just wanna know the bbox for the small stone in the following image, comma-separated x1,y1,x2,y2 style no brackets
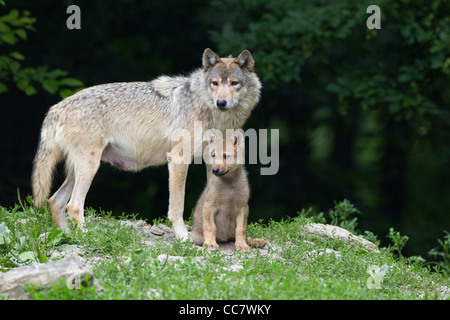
223,263,244,272
134,220,149,229
306,248,342,260
150,225,165,236
157,224,173,233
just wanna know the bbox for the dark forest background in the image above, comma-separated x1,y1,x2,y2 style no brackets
0,0,449,259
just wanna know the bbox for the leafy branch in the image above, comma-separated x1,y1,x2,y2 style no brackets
0,7,83,98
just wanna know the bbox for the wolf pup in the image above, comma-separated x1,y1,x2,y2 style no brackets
32,48,261,240
192,130,266,251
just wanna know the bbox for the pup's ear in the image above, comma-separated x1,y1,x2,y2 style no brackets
202,48,220,71
204,128,222,145
209,134,215,145
232,129,245,147
234,50,254,73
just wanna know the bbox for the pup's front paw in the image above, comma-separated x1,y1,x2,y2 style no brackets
235,241,250,252
203,241,219,250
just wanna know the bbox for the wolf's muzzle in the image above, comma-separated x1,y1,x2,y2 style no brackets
216,99,228,110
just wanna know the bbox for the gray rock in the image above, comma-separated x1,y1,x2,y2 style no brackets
0,259,99,300
304,223,379,252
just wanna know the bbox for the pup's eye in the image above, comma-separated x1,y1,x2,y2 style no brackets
211,153,216,158
231,81,239,86
223,154,229,160
211,81,219,86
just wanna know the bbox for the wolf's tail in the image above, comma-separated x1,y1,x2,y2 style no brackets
31,116,61,207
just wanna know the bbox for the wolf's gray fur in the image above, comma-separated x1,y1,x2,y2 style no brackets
32,48,261,239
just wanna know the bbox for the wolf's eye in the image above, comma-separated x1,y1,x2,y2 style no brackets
231,81,239,86
223,154,229,160
211,153,216,158
211,81,218,86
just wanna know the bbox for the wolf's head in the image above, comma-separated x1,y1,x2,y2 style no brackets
202,48,256,112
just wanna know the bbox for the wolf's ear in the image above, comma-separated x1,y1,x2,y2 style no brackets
235,50,255,73
202,48,220,71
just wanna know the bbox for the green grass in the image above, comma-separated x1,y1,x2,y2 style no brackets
0,198,449,300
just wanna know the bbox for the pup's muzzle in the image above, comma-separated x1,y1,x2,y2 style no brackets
212,167,229,176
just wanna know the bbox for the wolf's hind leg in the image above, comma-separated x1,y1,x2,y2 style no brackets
66,150,101,229
48,169,75,229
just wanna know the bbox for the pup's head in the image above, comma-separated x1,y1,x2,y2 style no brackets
202,48,255,111
206,130,245,177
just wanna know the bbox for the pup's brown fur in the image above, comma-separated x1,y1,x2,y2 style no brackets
192,130,266,251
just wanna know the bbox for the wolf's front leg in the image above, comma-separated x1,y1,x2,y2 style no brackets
167,158,189,240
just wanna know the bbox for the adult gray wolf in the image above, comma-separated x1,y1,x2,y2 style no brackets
31,48,261,240
191,130,266,251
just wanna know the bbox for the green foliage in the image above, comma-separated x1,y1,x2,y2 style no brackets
0,8,83,98
298,199,360,234
210,0,449,123
0,196,66,269
26,276,100,300
299,200,385,248
1,203,448,300
328,199,361,233
428,231,450,275
387,227,409,257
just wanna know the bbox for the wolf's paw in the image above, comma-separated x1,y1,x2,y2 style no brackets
173,224,190,241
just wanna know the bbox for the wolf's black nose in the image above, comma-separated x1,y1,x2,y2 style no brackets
216,100,227,110
212,167,220,174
